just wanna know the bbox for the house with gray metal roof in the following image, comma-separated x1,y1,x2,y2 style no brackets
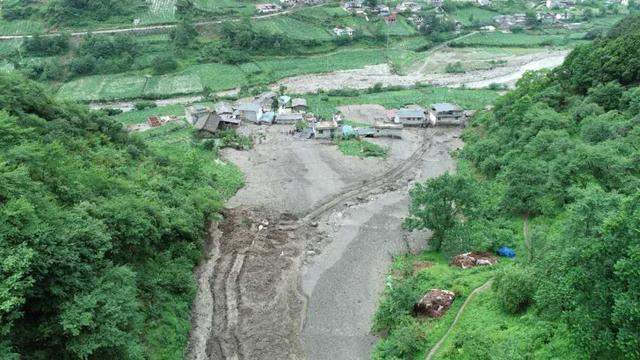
276,113,304,124
394,107,426,126
428,103,465,126
291,98,308,113
237,103,263,123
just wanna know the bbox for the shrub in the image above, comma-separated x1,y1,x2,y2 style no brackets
152,54,178,75
134,101,157,110
372,316,427,359
445,61,465,74
493,264,536,314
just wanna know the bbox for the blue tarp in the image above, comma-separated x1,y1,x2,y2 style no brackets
497,246,516,258
342,125,355,138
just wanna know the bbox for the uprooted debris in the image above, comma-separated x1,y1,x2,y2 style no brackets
450,252,497,269
413,289,455,318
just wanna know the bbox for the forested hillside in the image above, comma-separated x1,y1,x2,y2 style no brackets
0,74,242,358
376,15,640,359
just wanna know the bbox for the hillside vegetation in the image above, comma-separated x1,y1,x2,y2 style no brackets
374,15,640,359
0,73,243,358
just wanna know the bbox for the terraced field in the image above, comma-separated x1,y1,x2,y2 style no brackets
139,0,177,24
254,17,332,41
56,47,390,101
451,31,587,47
451,7,499,26
0,19,44,35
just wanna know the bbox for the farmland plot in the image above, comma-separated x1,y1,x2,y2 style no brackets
183,63,246,91
254,17,332,41
0,19,44,35
58,75,147,101
139,0,177,24
252,49,388,80
451,32,585,47
0,39,22,54
144,74,204,97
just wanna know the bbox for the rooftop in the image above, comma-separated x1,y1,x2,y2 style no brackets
397,108,425,118
431,103,462,112
237,103,261,112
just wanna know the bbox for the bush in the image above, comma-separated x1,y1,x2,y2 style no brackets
445,61,465,74
152,54,178,75
372,316,427,359
134,101,157,110
493,265,536,314
23,34,70,56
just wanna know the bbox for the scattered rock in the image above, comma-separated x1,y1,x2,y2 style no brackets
450,252,497,269
413,289,455,318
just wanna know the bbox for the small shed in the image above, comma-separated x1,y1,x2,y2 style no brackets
237,103,263,123
261,111,275,124
291,98,308,113
278,95,292,109
315,119,338,139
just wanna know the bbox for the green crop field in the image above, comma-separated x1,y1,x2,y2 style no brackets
378,18,417,36
249,48,388,82
182,63,247,91
306,87,500,118
254,17,332,41
194,0,255,16
452,7,499,26
0,19,44,35
57,74,146,101
144,73,204,97
0,39,22,54
451,31,586,47
139,0,177,24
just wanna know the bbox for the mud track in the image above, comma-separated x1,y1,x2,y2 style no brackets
187,128,446,359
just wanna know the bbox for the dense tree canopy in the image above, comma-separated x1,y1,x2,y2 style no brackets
406,15,640,358
0,73,239,358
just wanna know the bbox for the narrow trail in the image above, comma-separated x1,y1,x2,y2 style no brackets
425,278,494,360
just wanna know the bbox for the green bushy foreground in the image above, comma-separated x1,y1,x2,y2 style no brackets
374,15,640,360
0,73,243,358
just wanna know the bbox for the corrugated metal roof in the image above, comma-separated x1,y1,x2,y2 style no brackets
397,108,425,118
292,98,307,107
431,103,462,112
237,103,261,112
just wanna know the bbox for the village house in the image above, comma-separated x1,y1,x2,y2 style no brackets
333,26,355,37
428,103,465,126
256,3,282,13
546,0,576,9
374,4,390,16
343,0,364,10
276,113,304,124
374,122,403,138
314,119,339,139
477,0,491,6
261,111,276,124
407,14,424,26
186,105,239,134
291,98,308,113
395,107,426,126
278,95,292,109
494,13,527,29
480,25,496,31
237,103,264,123
396,1,421,13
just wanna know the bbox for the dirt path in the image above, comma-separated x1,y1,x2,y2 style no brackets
425,279,494,360
186,126,430,359
302,129,462,360
0,4,327,40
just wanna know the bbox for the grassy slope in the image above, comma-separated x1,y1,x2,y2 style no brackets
372,252,500,359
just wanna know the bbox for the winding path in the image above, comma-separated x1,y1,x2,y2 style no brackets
425,278,494,360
